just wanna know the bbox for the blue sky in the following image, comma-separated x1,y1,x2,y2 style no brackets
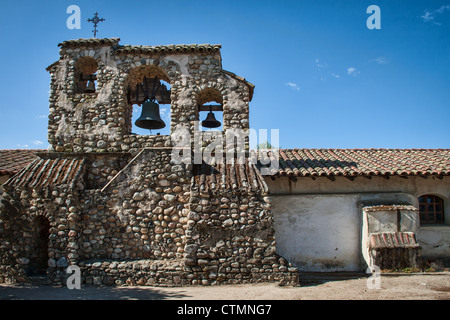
0,0,449,150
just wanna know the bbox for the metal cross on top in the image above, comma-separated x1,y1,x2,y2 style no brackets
87,12,105,38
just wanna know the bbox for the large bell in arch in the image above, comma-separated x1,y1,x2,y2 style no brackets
201,110,221,128
135,100,166,130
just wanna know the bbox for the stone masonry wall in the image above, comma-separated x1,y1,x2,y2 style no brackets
0,39,298,287
78,149,191,262
0,185,83,284
183,189,298,285
46,40,251,154
73,149,298,286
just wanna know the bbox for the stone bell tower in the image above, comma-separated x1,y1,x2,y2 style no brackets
46,38,254,154
0,38,298,286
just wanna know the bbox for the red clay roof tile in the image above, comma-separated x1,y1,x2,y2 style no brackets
258,148,450,178
0,149,45,176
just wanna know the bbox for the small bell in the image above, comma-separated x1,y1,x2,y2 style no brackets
201,109,221,128
85,80,96,93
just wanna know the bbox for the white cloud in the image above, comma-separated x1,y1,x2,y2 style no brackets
16,144,29,148
421,11,434,22
331,73,340,78
347,67,359,76
370,56,389,64
315,58,327,69
285,82,300,91
421,5,450,24
159,107,170,120
33,140,44,146
36,115,47,119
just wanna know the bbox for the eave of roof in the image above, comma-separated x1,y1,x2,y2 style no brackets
57,38,222,55
0,149,45,176
58,37,121,48
4,157,85,190
369,232,420,249
192,161,268,194
114,43,221,54
257,148,450,178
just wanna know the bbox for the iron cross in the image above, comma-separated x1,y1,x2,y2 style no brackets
87,12,105,38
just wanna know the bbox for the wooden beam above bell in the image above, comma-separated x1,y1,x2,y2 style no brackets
80,74,97,81
199,104,223,112
128,83,171,105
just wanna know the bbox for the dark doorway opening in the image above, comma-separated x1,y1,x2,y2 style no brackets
33,216,50,275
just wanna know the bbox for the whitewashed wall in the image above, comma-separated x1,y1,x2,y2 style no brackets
272,194,362,272
268,176,450,271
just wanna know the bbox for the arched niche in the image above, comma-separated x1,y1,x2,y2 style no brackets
126,65,172,135
74,56,98,94
196,87,224,132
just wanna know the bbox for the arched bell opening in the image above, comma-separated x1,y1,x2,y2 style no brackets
29,215,51,276
74,56,98,94
126,65,171,136
197,88,223,132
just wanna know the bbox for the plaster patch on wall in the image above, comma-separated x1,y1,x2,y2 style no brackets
55,113,75,138
417,230,443,245
221,76,246,111
96,78,115,103
175,86,195,108
99,47,116,68
166,55,191,78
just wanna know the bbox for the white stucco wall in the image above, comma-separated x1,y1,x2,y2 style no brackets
268,176,450,271
417,226,450,260
272,194,362,272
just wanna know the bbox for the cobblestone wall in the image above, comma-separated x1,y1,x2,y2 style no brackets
0,39,298,287
46,39,252,154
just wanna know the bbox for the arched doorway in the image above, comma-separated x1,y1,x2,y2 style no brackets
33,215,50,274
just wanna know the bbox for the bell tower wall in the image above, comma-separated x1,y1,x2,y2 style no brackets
46,38,253,154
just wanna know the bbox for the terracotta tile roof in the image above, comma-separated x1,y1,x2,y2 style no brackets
363,205,418,212
58,38,220,54
57,38,221,55
58,38,121,48
369,232,420,249
114,43,221,55
4,157,85,190
259,149,450,178
0,149,45,176
192,162,268,194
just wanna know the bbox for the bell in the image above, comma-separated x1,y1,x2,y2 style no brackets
201,110,221,128
85,80,96,93
135,101,166,130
